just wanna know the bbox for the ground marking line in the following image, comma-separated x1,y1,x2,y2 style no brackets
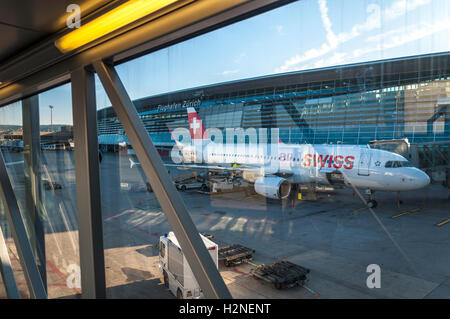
435,219,450,227
391,208,420,219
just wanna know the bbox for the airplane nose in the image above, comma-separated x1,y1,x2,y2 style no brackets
416,170,430,188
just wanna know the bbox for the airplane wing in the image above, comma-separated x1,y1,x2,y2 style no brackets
5,161,24,166
318,167,336,173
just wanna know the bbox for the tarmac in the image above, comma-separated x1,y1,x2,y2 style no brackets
1,151,449,299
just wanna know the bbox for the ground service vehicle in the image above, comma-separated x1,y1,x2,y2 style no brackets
218,244,255,267
252,260,310,290
159,232,218,299
176,180,209,192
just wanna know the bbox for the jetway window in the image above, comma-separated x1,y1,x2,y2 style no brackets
0,84,80,299
67,0,450,300
37,84,80,299
0,102,27,298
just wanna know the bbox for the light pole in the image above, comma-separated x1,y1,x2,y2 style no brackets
49,105,54,132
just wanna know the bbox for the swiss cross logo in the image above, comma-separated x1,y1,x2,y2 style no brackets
190,117,200,135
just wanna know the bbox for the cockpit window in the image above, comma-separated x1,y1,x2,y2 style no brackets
385,161,412,168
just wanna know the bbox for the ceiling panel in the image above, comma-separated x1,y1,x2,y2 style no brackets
0,24,42,62
0,0,112,32
0,0,113,64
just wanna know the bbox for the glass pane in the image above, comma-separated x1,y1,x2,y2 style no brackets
38,83,80,299
0,91,79,299
96,0,449,299
0,101,28,298
97,81,173,298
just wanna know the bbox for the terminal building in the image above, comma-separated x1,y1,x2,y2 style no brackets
97,53,450,149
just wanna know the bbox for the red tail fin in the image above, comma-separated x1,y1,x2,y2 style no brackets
187,107,208,140
166,124,182,147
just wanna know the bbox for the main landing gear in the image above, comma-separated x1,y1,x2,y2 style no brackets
395,191,403,208
365,189,377,208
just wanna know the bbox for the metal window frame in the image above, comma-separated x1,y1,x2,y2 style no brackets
71,67,106,299
0,151,47,299
22,95,47,290
0,224,20,299
93,60,231,299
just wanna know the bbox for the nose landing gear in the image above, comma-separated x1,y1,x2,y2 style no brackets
365,189,377,208
367,200,377,208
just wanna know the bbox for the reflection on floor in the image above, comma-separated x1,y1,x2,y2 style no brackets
1,151,449,299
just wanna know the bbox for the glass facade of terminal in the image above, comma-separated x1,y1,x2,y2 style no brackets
97,62,450,147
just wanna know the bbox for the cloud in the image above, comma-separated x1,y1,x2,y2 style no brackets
274,25,284,35
275,0,433,73
296,52,348,71
220,69,240,76
365,18,450,53
312,52,348,69
305,17,450,71
275,43,332,73
336,4,381,43
318,0,338,48
234,52,247,64
276,0,380,72
383,0,431,20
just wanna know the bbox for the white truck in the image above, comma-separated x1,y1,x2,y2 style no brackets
159,231,218,299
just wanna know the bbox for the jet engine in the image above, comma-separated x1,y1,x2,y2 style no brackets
254,176,291,199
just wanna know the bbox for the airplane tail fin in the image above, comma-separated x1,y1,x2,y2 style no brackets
129,158,136,168
166,124,184,148
187,107,208,140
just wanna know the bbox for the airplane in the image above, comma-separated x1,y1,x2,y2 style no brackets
161,107,430,208
129,158,140,168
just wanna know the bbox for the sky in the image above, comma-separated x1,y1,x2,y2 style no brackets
98,0,450,107
1,0,450,125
